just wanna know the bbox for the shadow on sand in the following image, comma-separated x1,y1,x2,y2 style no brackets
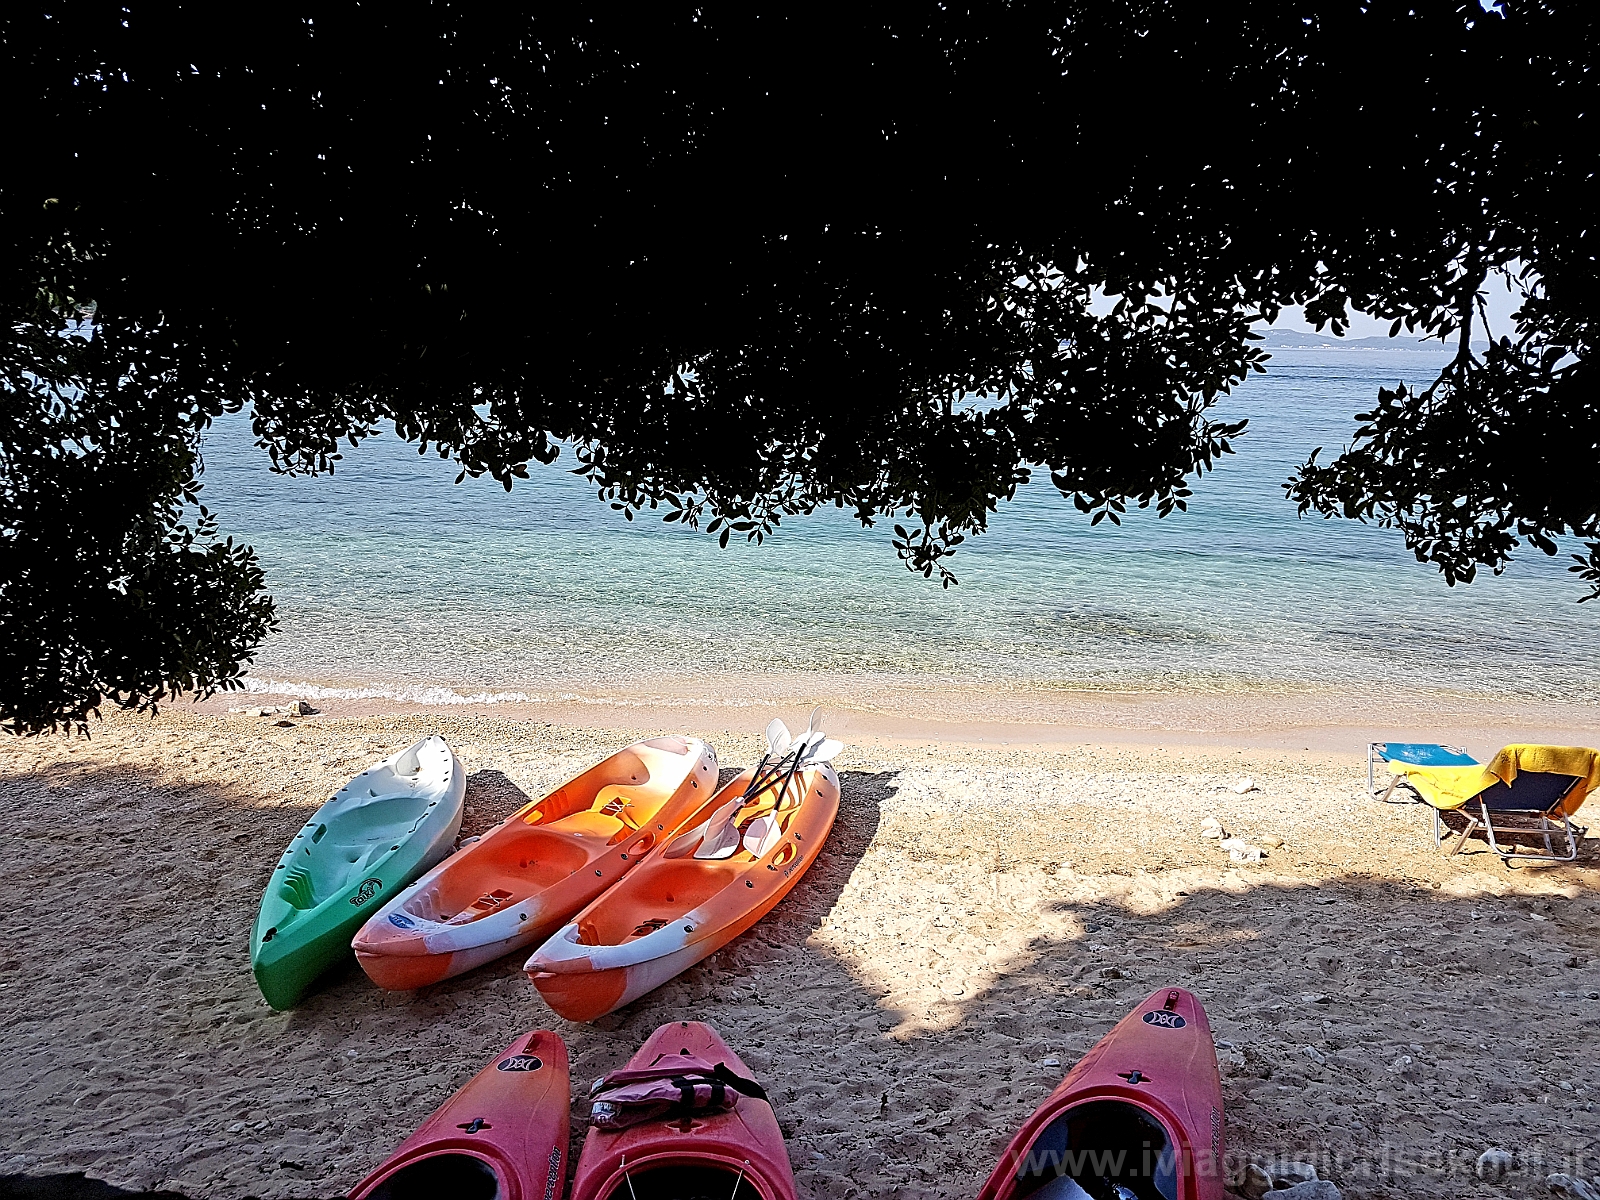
2,749,1597,1200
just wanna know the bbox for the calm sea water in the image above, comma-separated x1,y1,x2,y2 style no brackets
199,350,1599,705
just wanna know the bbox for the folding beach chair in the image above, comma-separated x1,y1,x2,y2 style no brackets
1368,742,1478,800
1376,742,1597,866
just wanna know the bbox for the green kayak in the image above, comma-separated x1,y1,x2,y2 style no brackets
250,734,466,1009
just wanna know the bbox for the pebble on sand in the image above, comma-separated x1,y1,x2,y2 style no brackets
1476,1149,1513,1182
1271,1162,1320,1187
1546,1174,1600,1200
1220,836,1265,854
1240,1163,1274,1200
1231,776,1258,794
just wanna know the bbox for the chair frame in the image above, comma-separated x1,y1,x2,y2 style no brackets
1426,782,1588,866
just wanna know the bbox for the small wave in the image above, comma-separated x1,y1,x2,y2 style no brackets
240,676,779,709
242,678,532,705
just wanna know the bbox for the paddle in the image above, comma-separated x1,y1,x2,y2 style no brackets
665,714,842,860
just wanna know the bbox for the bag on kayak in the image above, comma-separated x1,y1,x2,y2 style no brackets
588,1054,768,1129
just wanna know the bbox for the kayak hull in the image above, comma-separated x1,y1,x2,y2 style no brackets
526,761,839,1023
570,1021,796,1200
976,986,1226,1200
354,737,717,991
349,1028,569,1200
249,735,465,1010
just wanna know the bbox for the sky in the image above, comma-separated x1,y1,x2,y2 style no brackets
1087,267,1529,341
1265,268,1527,339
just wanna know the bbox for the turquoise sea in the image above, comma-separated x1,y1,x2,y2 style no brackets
200,349,1599,708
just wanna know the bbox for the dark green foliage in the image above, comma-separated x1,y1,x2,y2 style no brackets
2,2,1595,732
1,217,277,734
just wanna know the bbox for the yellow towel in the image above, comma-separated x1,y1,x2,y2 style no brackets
1390,744,1600,815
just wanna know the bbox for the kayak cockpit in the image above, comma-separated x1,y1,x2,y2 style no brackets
1013,1101,1179,1200
364,1152,502,1200
601,1165,764,1200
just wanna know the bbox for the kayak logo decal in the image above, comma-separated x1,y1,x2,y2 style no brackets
350,878,383,906
542,1145,563,1200
496,1054,544,1073
1142,1010,1187,1029
388,912,416,929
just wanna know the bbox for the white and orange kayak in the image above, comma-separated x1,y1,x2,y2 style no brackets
525,719,841,1022
353,736,718,990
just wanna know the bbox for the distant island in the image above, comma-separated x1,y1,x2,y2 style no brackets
1253,327,1489,352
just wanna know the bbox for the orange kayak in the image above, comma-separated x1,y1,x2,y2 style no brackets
349,1028,568,1200
569,1021,796,1200
353,737,718,991
525,721,841,1022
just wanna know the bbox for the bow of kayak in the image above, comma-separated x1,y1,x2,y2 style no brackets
350,1028,569,1200
570,1021,795,1200
977,987,1226,1200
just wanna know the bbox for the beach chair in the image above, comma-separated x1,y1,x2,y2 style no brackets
1377,743,1597,866
1368,741,1478,800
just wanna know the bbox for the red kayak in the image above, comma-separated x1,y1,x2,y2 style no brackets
569,1021,796,1200
977,987,1225,1200
350,1028,569,1200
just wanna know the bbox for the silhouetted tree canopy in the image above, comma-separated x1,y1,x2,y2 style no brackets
3,2,1595,733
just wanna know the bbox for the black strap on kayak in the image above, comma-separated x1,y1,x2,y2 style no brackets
712,1062,768,1102
658,1064,766,1112
670,1076,696,1110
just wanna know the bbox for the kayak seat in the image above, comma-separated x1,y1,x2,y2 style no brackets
403,826,596,923
534,750,659,821
444,888,516,925
580,861,739,946
324,793,435,846
299,796,432,899
591,783,646,818
1014,1101,1177,1200
546,810,628,839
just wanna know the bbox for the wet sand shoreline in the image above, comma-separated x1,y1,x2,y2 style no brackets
213,674,1600,756
1,707,1597,1199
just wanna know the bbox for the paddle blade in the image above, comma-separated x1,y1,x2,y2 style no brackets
684,796,745,860
662,818,711,859
765,719,791,757
694,819,744,860
742,813,784,859
810,738,843,765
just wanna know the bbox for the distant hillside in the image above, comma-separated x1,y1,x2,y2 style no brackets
1253,327,1489,352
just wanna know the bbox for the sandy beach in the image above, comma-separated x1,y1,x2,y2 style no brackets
2,703,1597,1199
